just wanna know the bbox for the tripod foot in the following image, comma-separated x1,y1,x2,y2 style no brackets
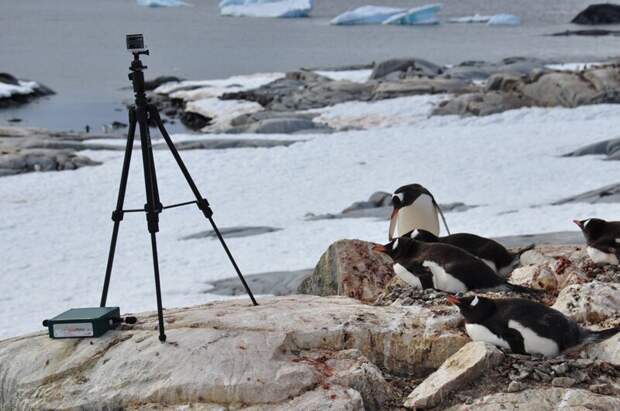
159,333,167,343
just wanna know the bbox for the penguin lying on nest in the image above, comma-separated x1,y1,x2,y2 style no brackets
404,228,534,277
448,294,620,357
574,218,620,266
372,237,540,294
389,183,450,240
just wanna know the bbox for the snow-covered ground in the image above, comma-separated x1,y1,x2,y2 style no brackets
3,74,620,339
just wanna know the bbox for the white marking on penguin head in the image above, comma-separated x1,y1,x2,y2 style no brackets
410,229,420,239
392,238,399,250
583,219,591,228
470,296,479,307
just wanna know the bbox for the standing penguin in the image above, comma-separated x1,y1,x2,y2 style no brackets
405,229,533,277
574,218,620,265
448,294,620,357
389,184,449,240
372,237,538,294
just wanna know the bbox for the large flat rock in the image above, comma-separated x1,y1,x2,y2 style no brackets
0,295,467,410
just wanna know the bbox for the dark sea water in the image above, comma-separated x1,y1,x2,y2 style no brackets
1,0,619,131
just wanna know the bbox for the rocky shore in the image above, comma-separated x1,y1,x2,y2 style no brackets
0,73,54,108
148,56,620,133
2,239,618,410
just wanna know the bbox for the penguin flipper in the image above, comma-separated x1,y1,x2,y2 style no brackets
501,327,526,354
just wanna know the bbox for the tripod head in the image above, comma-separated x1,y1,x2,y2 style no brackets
126,34,150,107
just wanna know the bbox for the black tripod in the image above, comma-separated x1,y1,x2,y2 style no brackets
100,44,258,343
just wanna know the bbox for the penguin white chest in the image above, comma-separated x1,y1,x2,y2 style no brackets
422,260,468,293
465,323,510,349
393,263,423,289
396,195,440,237
508,320,559,357
586,246,619,265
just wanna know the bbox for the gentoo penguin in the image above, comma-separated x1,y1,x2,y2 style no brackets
448,294,620,357
372,237,538,294
405,229,533,277
574,218,620,265
389,184,450,240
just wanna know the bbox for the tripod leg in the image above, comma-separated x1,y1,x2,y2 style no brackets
137,105,167,342
101,108,137,307
148,106,258,306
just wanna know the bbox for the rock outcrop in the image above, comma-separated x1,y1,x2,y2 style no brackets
298,239,395,302
434,65,620,116
0,295,467,410
0,73,54,108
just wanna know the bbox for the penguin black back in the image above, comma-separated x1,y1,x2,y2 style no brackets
405,229,516,275
374,237,538,294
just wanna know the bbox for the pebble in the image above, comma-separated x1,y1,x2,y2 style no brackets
507,381,525,393
552,377,576,388
551,363,569,375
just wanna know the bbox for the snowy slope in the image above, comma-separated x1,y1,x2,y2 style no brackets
2,86,620,339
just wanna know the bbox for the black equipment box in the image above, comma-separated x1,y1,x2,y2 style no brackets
44,307,120,339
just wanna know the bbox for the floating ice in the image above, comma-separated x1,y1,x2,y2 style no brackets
383,4,441,25
136,0,190,7
331,4,441,26
330,6,404,25
487,14,521,26
448,14,492,24
220,0,313,18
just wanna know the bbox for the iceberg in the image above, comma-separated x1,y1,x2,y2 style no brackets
136,0,190,7
220,0,314,18
382,4,441,25
448,14,492,24
487,14,521,26
331,4,441,26
330,6,404,25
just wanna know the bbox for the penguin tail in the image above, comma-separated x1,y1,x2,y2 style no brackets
584,327,620,344
505,282,544,295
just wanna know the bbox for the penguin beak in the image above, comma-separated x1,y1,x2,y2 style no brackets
447,295,461,305
388,208,399,240
372,244,387,253
573,219,583,228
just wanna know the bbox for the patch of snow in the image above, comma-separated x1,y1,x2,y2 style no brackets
155,72,283,100
545,62,605,72
487,14,521,26
4,73,620,339
220,0,313,18
314,70,372,83
308,95,444,130
0,81,38,99
185,98,263,130
382,4,441,26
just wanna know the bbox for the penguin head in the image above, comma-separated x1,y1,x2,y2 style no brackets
391,184,432,210
447,294,495,323
372,237,420,260
573,218,606,240
406,228,439,242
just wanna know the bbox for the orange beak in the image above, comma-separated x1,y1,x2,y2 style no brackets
447,295,461,305
372,244,387,253
573,219,583,228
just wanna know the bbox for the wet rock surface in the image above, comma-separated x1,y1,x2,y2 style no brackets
180,226,282,241
551,182,620,205
563,137,620,160
206,269,313,297
571,4,620,25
